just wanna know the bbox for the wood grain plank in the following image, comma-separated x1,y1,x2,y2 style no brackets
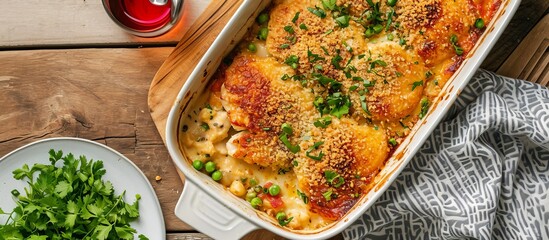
480,0,549,71
0,0,211,48
0,47,192,231
497,14,549,86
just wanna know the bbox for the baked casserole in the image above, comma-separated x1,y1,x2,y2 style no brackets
178,0,502,231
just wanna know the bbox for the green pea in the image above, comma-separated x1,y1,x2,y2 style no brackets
474,18,485,29
248,43,257,53
364,28,375,38
257,12,269,25
246,191,257,202
250,197,263,209
268,184,281,196
192,160,204,170
276,211,287,221
387,0,397,7
205,161,216,173
373,24,383,34
211,170,222,181
258,27,268,40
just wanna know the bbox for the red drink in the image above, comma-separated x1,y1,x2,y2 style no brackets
103,0,182,36
108,0,171,31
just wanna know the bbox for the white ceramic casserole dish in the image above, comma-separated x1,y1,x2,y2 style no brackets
164,0,520,239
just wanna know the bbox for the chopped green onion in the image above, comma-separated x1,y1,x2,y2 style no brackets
248,43,257,52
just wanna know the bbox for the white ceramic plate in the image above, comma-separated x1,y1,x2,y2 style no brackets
0,137,165,240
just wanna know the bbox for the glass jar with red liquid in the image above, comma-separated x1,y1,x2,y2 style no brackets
102,0,183,37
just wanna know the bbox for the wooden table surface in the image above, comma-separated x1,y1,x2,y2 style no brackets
1,0,547,239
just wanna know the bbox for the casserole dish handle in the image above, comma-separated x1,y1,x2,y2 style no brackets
175,180,259,240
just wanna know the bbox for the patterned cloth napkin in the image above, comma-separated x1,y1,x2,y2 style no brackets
343,69,549,239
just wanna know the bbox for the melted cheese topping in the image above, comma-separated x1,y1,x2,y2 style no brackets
179,0,501,232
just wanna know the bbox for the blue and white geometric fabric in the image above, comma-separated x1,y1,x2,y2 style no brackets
344,69,549,240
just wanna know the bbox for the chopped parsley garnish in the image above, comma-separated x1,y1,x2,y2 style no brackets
360,95,371,115
324,170,345,188
280,43,290,49
308,48,325,62
312,73,342,91
388,138,397,146
425,71,433,79
331,53,343,70
307,6,326,18
279,123,300,153
281,122,293,135
385,9,395,31
370,59,387,69
284,55,299,69
419,97,429,119
321,46,330,55
450,34,464,55
297,189,309,204
292,12,300,23
313,116,332,128
322,189,333,201
314,93,351,119
284,25,295,34
321,0,337,10
411,80,424,91
335,15,351,28
306,141,324,161
278,216,294,226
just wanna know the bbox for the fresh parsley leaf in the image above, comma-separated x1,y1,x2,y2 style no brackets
297,189,309,204
419,97,429,119
292,12,300,23
411,80,423,91
321,0,337,10
335,15,351,28
322,189,333,201
0,150,147,239
306,142,325,161
324,170,345,188
307,6,326,18
313,116,332,128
